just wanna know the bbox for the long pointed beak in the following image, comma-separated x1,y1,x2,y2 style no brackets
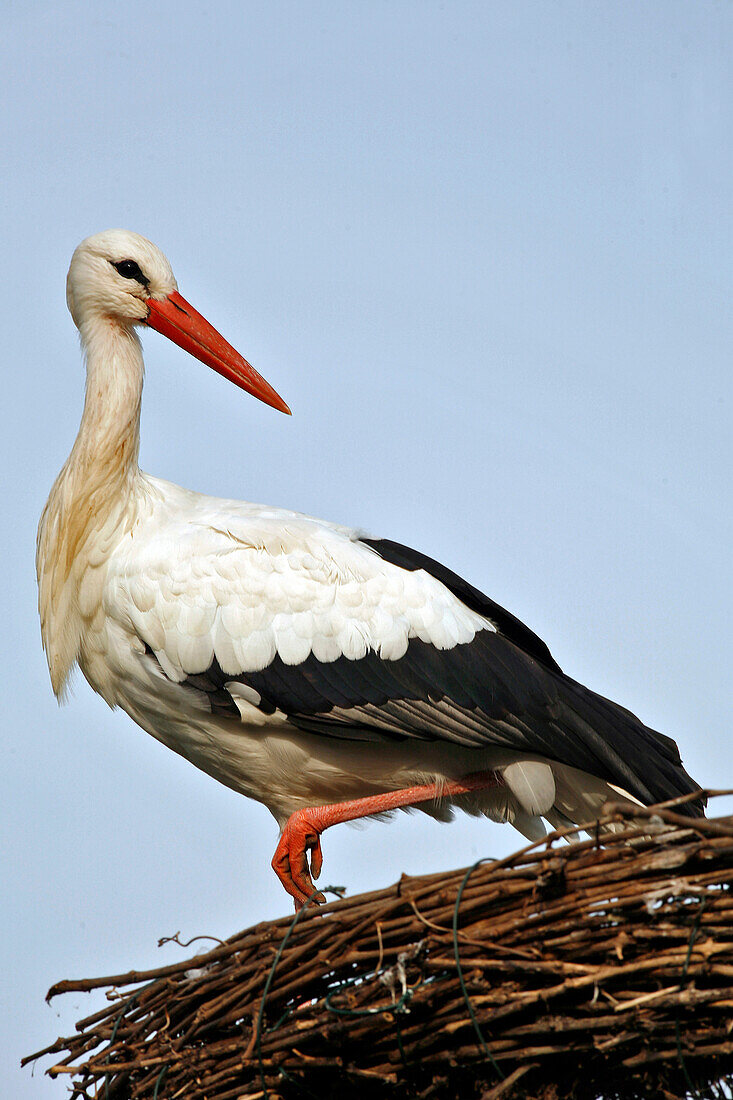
145,291,291,415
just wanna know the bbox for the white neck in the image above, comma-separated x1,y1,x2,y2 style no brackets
73,316,144,483
37,317,146,695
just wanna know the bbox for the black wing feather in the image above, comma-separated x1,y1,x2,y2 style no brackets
209,635,704,813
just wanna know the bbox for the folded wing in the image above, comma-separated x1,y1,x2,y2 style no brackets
112,511,704,816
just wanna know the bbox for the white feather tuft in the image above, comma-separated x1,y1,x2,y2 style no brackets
501,761,556,816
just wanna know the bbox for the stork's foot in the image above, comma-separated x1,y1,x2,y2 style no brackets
271,811,326,909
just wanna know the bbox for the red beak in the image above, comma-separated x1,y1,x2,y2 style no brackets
145,291,291,415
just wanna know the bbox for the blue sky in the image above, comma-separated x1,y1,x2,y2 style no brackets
3,3,731,1094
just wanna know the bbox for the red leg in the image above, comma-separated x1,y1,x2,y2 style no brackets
271,770,501,908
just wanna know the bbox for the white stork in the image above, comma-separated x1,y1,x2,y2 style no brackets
37,230,703,908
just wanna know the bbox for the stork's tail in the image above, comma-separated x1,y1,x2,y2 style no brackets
551,672,706,818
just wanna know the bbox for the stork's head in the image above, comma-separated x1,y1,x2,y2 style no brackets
67,230,176,327
66,229,290,414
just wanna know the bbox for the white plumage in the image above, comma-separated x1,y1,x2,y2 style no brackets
37,230,703,908
113,482,487,677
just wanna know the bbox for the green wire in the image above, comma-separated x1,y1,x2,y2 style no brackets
452,858,504,1082
152,1064,168,1100
255,886,344,1100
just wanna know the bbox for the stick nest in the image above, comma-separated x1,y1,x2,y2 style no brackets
26,795,733,1099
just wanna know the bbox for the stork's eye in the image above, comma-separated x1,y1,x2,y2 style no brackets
112,259,149,286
